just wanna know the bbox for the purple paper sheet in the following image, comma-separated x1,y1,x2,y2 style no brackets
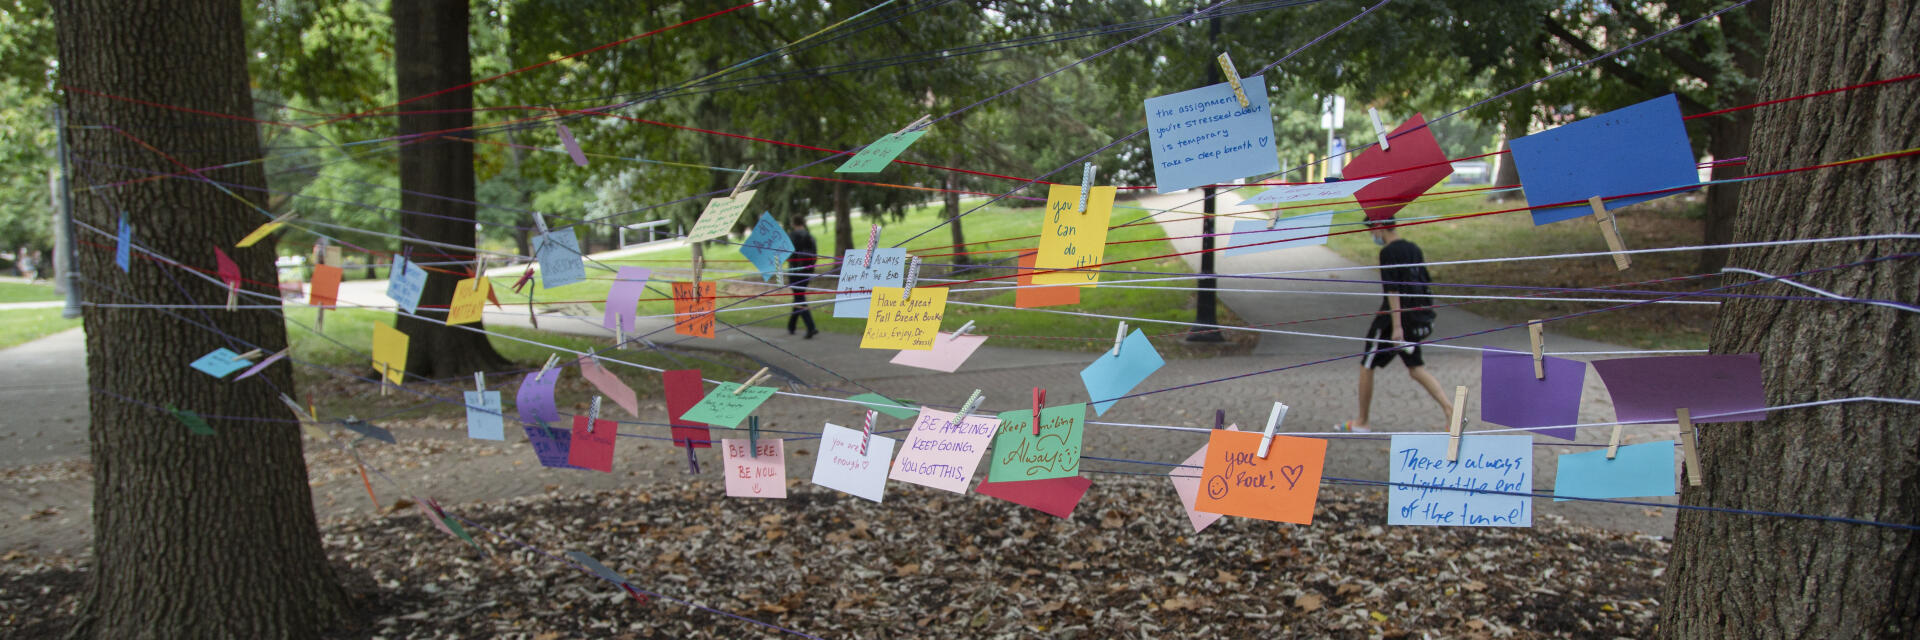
1591,354,1767,424
1479,350,1586,440
516,370,562,425
603,266,652,332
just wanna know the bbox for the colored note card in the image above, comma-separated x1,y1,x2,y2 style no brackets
341,418,396,444
1342,113,1454,221
578,357,639,417
1079,329,1165,416
663,369,713,449
447,277,490,325
515,369,561,425
534,228,586,289
976,476,1092,519
888,331,988,373
309,265,342,307
835,130,927,174
1033,184,1118,286
371,323,408,385
232,349,288,380
1553,441,1676,501
523,424,584,470
687,191,755,243
236,217,288,248
386,254,427,314
1237,177,1383,205
832,248,907,318
557,123,589,166
679,383,777,429
988,403,1086,482
722,438,787,499
1142,80,1281,194
1168,426,1237,533
564,551,628,585
168,403,216,436
811,422,894,503
848,393,918,420
1192,430,1329,525
671,281,716,338
215,247,241,288
739,212,795,281
1388,434,1533,527
1590,354,1767,424
1014,253,1079,309
860,286,948,350
115,212,131,272
190,348,252,379
603,266,652,332
1479,350,1586,440
464,390,505,440
569,414,617,472
1223,212,1336,257
888,407,1000,493
1512,94,1699,225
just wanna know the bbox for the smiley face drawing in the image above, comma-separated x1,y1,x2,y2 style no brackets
1206,474,1230,500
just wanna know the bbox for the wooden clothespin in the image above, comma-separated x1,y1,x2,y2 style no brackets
1078,163,1097,212
1606,422,1625,460
902,255,921,300
1445,386,1469,461
1368,108,1391,151
948,389,983,429
1216,52,1250,109
684,437,700,474
474,371,486,394
532,212,550,236
731,367,770,395
748,415,761,458
1257,402,1290,459
226,280,239,312
690,252,704,286
860,409,877,456
1586,196,1631,271
1675,408,1702,486
895,114,933,136
1267,208,1284,230
1528,320,1546,380
863,223,881,267
1031,388,1046,436
731,165,757,198
472,256,486,291
236,349,266,362
380,364,392,396
951,320,976,339
536,354,560,383
1110,321,1129,357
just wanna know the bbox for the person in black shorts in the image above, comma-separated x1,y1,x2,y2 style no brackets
1339,221,1455,432
786,218,819,338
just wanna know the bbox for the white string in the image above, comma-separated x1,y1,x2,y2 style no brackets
1720,267,1920,314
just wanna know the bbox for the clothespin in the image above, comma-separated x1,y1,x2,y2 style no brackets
902,255,921,300
895,114,933,136
947,389,983,428
1606,422,1625,460
1110,322,1129,357
474,371,486,393
532,212,550,236
1267,207,1284,230
860,409,876,456
684,438,700,474
1368,108,1391,151
1257,402,1290,459
731,367,770,395
226,280,239,312
472,256,485,291
1586,196,1632,271
1213,409,1226,431
1675,408,1702,486
380,364,392,396
1216,52,1249,109
1078,163,1097,213
236,349,266,361
589,396,603,426
748,415,761,459
614,324,624,349
951,320,976,339
1445,386,1469,461
511,264,536,294
536,354,560,382
731,165,757,198
1528,320,1546,380
691,253,704,285
863,224,881,267
1030,388,1046,436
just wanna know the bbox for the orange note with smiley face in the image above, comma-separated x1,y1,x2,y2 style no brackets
1193,430,1328,525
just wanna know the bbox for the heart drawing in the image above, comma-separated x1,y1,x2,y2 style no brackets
1279,464,1305,490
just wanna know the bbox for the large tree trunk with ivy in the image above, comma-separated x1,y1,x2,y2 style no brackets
1656,1,1918,637
51,0,351,636
391,0,510,377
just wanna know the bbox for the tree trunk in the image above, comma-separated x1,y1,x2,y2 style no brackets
832,181,852,272
944,169,968,270
1694,0,1773,274
1490,108,1528,200
391,0,510,377
1657,2,1918,637
51,0,351,637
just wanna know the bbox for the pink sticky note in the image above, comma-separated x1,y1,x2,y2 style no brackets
557,123,589,166
888,407,1000,493
232,349,288,381
214,247,241,287
578,357,639,417
889,331,990,373
516,370,561,425
721,438,787,499
976,475,1092,519
569,414,617,473
1169,425,1237,533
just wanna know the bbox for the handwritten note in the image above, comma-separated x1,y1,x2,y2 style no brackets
464,390,504,440
722,438,787,499
534,229,586,288
987,403,1085,482
1553,441,1676,501
1168,426,1237,533
1387,435,1533,527
1014,253,1078,308
1237,177,1383,205
115,212,131,272
687,191,755,243
663,369,712,449
738,212,795,281
860,286,947,350
671,281,716,338
832,248,907,318
569,414,617,472
1192,430,1328,525
515,369,561,425
577,357,639,417
1143,81,1280,194
835,130,927,174
1079,329,1165,415
679,383,777,429
386,254,426,314
309,265,341,307
370,324,408,385
888,408,1000,493
811,422,894,503
190,348,251,378
888,331,988,373
603,266,651,332
1223,212,1336,257
848,392,919,420
447,277,490,325
1033,184,1118,286
523,424,584,470
976,476,1092,519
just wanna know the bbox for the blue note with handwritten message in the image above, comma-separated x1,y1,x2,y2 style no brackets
523,424,584,470
832,248,907,318
738,212,794,281
1143,81,1280,194
190,348,251,379
1079,329,1165,416
386,254,427,314
1511,94,1699,225
464,390,505,441
1388,435,1533,527
534,228,586,288
1553,441,1675,501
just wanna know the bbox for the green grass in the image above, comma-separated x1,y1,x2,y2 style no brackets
0,308,82,349
0,281,64,303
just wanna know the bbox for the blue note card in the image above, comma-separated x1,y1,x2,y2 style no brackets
524,424,584,470
1511,94,1699,225
832,248,907,318
115,211,132,272
190,348,252,379
386,254,427,314
1553,441,1676,501
1142,81,1281,194
738,212,795,281
465,390,505,441
535,228,586,288
1223,212,1335,257
1078,329,1165,416
1388,435,1533,527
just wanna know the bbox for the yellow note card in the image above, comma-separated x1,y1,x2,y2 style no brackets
860,286,948,350
236,215,293,248
448,277,490,325
371,323,409,385
1033,184,1116,286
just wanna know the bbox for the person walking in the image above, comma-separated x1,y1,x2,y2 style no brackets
786,218,818,338
1339,221,1454,432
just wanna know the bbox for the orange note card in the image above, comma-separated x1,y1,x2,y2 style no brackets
1192,430,1328,525
672,281,716,338
1014,253,1078,309
309,264,342,307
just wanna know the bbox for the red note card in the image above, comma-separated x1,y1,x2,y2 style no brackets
976,475,1093,519
1342,113,1454,221
215,247,241,287
663,369,711,449
569,414,617,472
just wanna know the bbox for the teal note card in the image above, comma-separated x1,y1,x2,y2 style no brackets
1553,441,1676,501
678,383,777,429
535,228,586,288
190,348,251,379
836,130,927,173
848,392,919,420
386,254,427,314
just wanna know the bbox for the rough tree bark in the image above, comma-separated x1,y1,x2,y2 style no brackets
832,181,853,271
944,169,968,269
391,0,510,377
51,0,351,637
1657,1,1917,637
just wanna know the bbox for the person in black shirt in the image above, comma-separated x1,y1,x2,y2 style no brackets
786,219,819,338
1339,222,1455,432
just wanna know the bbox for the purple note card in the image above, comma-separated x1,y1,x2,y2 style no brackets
1592,354,1767,424
516,370,562,425
1480,350,1586,440
603,267,652,332
523,424,584,470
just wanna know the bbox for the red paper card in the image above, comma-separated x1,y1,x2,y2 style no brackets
569,414,617,472
663,369,711,449
1342,113,1454,221
976,475,1093,519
